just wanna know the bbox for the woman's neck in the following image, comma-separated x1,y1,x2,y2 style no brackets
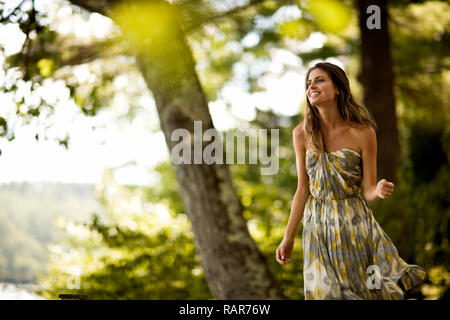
316,104,346,132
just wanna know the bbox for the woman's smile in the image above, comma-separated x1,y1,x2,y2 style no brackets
306,69,338,105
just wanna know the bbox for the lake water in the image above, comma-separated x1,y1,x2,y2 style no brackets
0,282,45,300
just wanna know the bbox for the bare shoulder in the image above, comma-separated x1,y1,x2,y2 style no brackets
358,124,376,140
346,121,372,135
293,122,305,136
352,123,376,151
293,122,306,149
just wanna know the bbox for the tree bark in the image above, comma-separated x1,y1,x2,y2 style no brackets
357,0,400,183
69,0,286,299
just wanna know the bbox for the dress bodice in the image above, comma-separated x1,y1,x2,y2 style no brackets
305,148,363,200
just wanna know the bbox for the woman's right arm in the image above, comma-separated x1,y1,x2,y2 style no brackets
282,123,311,243
276,123,310,265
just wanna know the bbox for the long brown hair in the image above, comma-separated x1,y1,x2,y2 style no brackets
303,62,377,152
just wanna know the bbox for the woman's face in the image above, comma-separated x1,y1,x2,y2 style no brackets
306,68,339,107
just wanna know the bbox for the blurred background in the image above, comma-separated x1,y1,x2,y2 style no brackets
0,0,448,300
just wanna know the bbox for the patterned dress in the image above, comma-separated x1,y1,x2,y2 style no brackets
302,148,426,300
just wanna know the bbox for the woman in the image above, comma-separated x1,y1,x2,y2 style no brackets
275,62,426,300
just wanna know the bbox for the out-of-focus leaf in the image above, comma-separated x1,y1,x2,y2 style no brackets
306,0,352,34
0,117,7,136
37,58,54,77
277,18,314,40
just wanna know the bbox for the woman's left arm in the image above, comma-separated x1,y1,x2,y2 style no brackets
361,126,395,202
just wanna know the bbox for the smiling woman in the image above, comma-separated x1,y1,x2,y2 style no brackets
276,62,426,300
303,63,377,153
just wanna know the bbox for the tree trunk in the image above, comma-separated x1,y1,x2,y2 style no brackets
357,0,400,183
69,0,286,299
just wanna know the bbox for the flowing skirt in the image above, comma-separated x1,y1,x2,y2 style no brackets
302,195,426,300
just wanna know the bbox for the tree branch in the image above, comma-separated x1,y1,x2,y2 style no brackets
58,38,128,67
0,0,27,23
67,0,279,35
66,0,117,15
182,0,267,33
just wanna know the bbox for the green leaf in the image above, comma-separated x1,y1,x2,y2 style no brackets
306,0,352,34
277,18,314,40
37,58,54,77
0,117,7,136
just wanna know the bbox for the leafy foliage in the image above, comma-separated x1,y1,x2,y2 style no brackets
37,169,213,299
228,110,306,299
368,120,450,299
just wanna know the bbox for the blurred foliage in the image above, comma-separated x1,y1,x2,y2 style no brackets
390,1,450,126
37,169,213,299
0,183,104,283
305,0,353,34
368,119,450,300
36,117,307,299
228,110,306,300
0,0,354,144
1,0,447,143
365,2,450,299
110,1,180,56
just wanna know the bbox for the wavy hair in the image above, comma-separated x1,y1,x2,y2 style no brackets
303,62,377,152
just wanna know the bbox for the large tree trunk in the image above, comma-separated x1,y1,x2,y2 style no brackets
357,0,400,183
69,0,286,299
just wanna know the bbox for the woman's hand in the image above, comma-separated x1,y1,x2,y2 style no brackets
376,178,394,199
276,238,294,265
